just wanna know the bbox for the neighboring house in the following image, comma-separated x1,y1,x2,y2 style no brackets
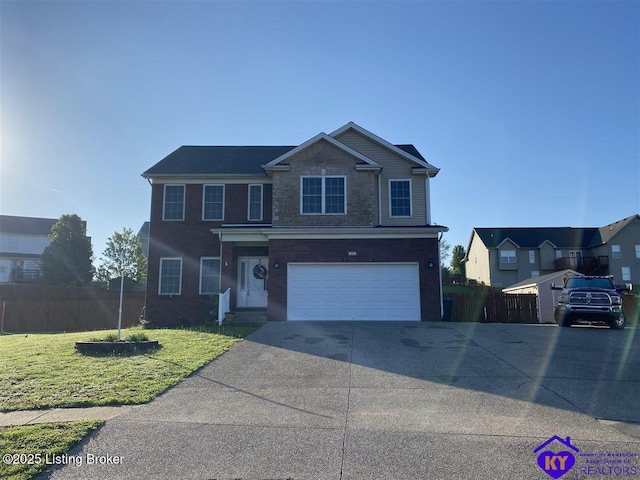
464,215,640,288
503,269,579,323
137,222,150,258
0,215,57,283
142,121,448,325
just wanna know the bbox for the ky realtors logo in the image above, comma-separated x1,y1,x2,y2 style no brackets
533,435,580,479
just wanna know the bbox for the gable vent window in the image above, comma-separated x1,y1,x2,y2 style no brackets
500,250,516,264
389,180,412,217
301,176,345,215
163,185,185,221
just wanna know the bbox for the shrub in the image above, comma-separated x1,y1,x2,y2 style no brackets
125,332,149,342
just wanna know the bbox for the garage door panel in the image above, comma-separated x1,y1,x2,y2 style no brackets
287,263,421,321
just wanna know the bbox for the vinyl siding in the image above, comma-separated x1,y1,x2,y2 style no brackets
465,233,492,286
335,130,428,226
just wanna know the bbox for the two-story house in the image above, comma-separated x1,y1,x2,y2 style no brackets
142,122,448,325
464,215,640,288
0,215,57,283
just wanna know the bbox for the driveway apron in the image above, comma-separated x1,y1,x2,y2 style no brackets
42,322,640,479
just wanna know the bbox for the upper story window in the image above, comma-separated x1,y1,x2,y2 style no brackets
636,245,640,259
301,176,346,215
159,258,182,295
500,249,516,264
163,185,185,221
248,185,263,221
529,250,536,264
612,245,621,259
203,185,224,221
389,179,412,217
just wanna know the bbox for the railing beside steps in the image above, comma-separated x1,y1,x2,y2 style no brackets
218,288,231,326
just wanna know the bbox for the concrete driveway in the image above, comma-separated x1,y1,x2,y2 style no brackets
43,322,640,479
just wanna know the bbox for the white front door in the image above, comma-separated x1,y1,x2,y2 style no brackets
237,257,268,308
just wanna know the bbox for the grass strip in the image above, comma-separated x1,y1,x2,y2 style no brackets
0,420,103,480
0,324,260,412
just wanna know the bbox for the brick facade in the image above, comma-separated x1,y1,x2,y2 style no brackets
271,141,378,227
267,237,441,322
143,123,447,327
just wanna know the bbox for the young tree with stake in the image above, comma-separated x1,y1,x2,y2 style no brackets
99,228,146,340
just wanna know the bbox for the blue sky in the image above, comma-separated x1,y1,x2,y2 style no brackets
1,0,638,265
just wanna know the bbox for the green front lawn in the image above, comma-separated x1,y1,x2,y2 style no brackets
0,324,260,412
0,421,103,480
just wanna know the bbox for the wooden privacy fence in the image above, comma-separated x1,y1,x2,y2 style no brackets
445,291,539,323
0,284,145,333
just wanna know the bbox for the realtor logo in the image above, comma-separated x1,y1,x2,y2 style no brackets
533,436,580,479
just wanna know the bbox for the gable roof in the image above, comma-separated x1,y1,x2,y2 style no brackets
330,121,439,175
471,227,602,250
468,215,640,254
142,146,296,177
503,269,579,292
264,133,381,168
142,122,435,178
599,214,640,244
0,215,57,236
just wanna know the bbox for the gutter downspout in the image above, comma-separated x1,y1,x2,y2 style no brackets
438,232,444,320
218,230,223,291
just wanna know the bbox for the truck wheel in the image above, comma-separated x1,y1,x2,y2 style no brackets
610,314,625,330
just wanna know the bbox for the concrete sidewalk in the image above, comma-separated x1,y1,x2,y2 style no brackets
39,322,640,479
0,406,138,427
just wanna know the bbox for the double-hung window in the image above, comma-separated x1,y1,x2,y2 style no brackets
500,250,517,264
612,245,621,259
159,258,182,295
248,185,263,221
200,258,221,295
163,185,185,221
389,180,412,217
203,185,224,221
621,267,631,282
301,176,345,214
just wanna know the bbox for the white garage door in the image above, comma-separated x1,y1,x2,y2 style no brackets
287,263,421,321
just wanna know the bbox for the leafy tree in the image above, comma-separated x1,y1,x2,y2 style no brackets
439,236,451,267
450,245,467,277
98,228,147,285
40,214,95,286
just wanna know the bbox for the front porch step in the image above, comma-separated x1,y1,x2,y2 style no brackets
227,309,268,323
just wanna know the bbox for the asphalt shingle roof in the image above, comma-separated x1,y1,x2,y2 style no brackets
143,144,427,177
143,146,297,177
473,227,604,249
0,215,57,236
